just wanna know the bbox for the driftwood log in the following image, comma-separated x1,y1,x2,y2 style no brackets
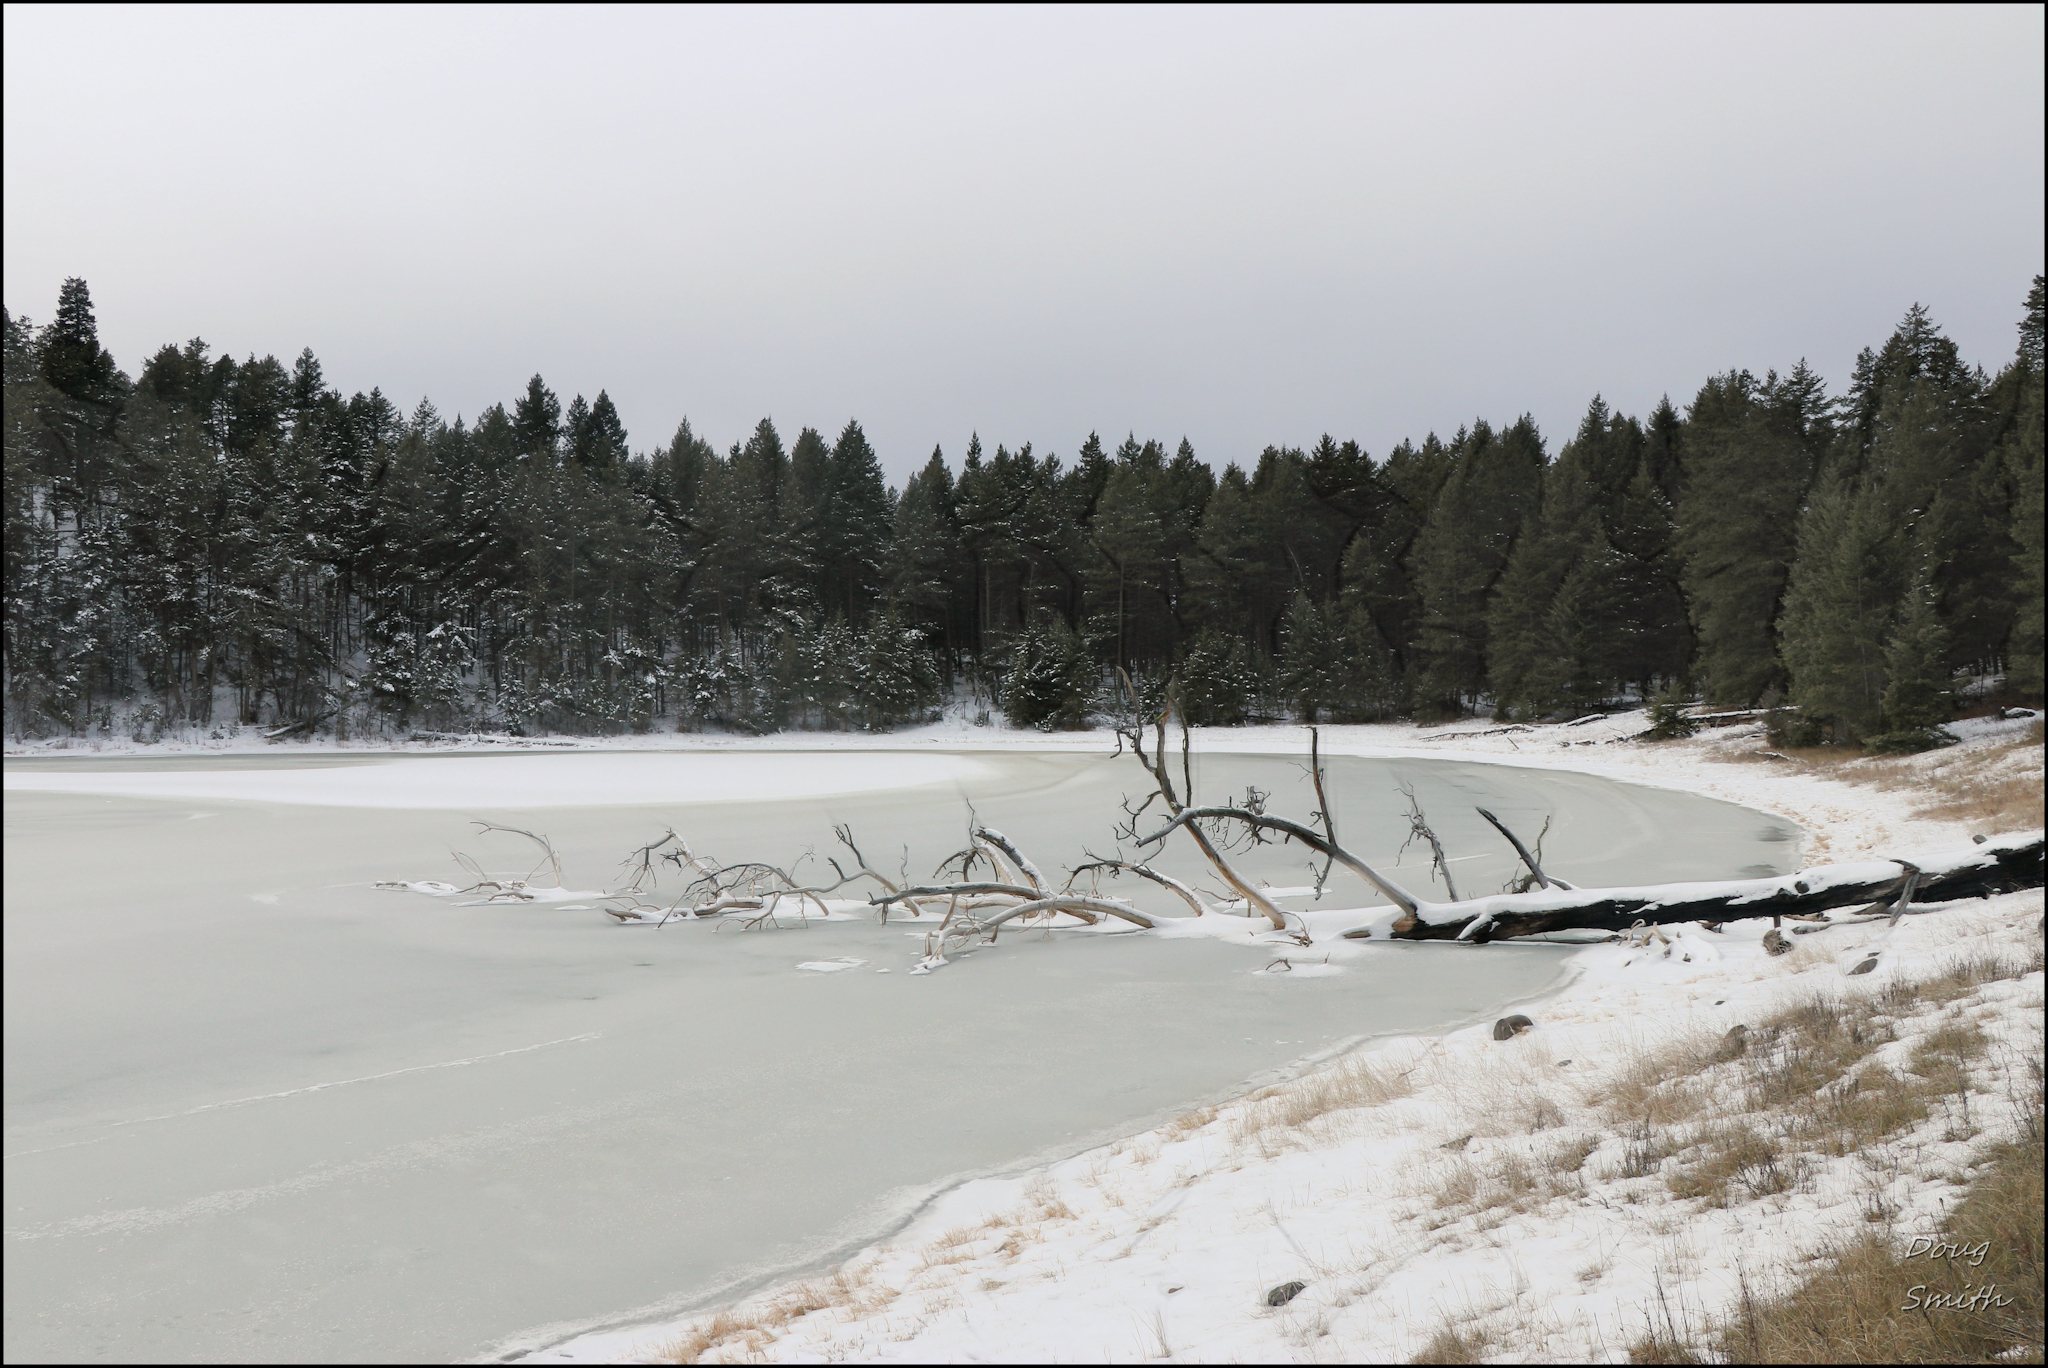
1345,834,2043,943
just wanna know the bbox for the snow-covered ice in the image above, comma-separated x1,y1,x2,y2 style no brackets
1,749,991,807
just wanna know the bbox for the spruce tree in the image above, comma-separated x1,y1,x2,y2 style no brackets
512,375,560,460
881,446,961,651
1993,277,2044,695
819,419,891,621
1869,565,1954,750
37,277,124,409
1409,418,1545,715
1676,367,1824,705
1779,476,1894,740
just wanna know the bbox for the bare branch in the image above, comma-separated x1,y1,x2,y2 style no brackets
1396,786,1458,901
469,821,563,887
1138,806,1421,916
1307,726,1336,897
974,827,1048,894
871,882,1041,908
976,895,1158,932
1068,856,1218,918
1476,807,1571,891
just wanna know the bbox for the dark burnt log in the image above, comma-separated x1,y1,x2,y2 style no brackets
1350,835,2043,943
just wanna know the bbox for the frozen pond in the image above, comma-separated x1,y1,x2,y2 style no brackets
3,745,1800,1363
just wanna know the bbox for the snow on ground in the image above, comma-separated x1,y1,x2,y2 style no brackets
500,714,2041,1365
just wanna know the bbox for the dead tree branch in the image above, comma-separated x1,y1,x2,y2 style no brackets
1137,806,1421,916
1397,785,1459,901
1110,679,1290,928
973,896,1158,932
1068,856,1220,918
1476,807,1571,891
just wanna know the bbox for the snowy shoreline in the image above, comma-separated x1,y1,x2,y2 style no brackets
435,711,2042,1365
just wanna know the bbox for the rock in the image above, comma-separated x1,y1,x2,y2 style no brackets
1847,953,1880,976
1492,1014,1534,1040
1266,1280,1308,1306
1441,1133,1474,1150
1762,929,1792,956
1712,1024,1748,1062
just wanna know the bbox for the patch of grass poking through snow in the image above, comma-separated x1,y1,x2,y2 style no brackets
656,1263,904,1362
1598,968,2021,1210
1665,1122,1801,1206
1409,1321,1493,1364
1229,1055,1415,1151
1711,1124,2045,1364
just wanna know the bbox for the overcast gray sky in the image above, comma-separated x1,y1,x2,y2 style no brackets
5,3,2042,480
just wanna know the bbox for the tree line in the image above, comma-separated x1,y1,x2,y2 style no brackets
4,277,2041,744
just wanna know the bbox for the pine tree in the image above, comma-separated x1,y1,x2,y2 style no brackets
1994,277,2044,695
1676,367,1825,705
37,278,124,409
1779,476,1894,740
1409,418,1545,715
512,375,560,460
1868,564,1954,751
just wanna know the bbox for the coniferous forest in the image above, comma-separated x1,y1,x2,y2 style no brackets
4,278,2042,745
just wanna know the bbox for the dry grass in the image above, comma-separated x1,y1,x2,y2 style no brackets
1713,1126,2045,1364
1410,1321,1493,1363
1665,1123,1800,1205
1601,1034,1716,1128
1598,965,2020,1209
1424,1129,1604,1225
1722,723,2044,832
1231,1055,1416,1148
657,1260,908,1360
1911,768,2046,830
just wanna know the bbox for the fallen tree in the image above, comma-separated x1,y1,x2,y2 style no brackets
1349,833,2043,943
387,712,2043,959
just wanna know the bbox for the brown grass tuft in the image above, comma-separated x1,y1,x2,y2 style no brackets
1410,1322,1492,1363
1232,1055,1416,1149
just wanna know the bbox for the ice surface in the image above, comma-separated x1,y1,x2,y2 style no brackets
3,744,1802,1363
2,749,989,808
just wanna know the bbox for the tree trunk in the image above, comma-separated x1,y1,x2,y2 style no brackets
1353,835,2041,943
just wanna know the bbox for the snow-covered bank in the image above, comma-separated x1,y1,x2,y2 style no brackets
511,714,2043,1365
